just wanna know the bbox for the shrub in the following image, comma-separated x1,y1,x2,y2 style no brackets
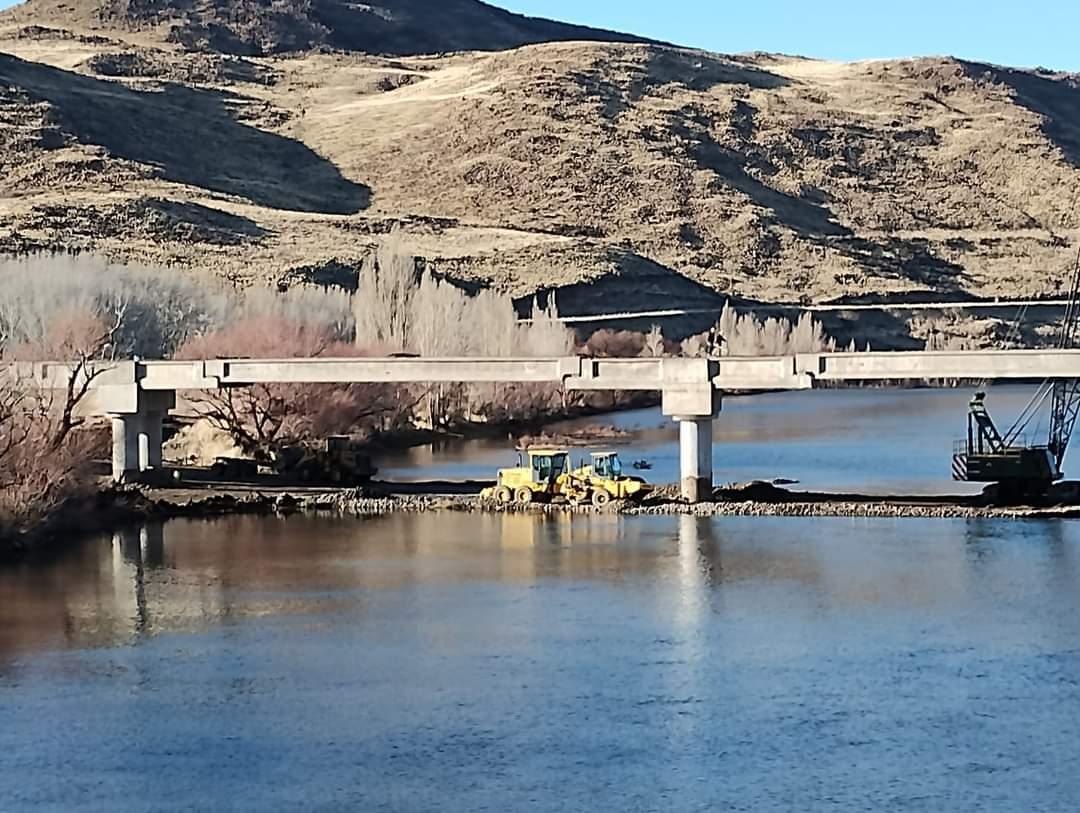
0,305,113,533
176,318,405,460
0,253,231,358
584,329,645,358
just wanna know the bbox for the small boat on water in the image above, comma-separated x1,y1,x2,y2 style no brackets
632,459,652,471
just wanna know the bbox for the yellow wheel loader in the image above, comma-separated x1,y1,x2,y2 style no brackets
571,451,652,504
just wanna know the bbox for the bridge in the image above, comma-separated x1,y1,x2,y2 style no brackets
10,350,1080,502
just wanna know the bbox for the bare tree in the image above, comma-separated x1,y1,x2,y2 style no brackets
350,239,580,427
0,252,233,359
642,324,666,358
354,236,420,351
0,306,114,531
177,318,407,460
693,303,836,357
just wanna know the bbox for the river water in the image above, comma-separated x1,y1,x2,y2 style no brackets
380,386,1055,494
3,388,1080,811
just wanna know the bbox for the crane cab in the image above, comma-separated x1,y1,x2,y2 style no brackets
953,392,1060,491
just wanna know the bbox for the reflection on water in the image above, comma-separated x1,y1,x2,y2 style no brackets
3,513,1080,810
5,513,1080,668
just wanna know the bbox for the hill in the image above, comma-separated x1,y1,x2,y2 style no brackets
3,1,1080,334
2,0,655,56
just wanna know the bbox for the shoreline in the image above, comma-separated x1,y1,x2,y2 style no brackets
15,483,1080,554
6,483,1079,564
2,399,659,563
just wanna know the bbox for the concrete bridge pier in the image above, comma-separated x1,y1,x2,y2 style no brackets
111,411,166,481
100,387,175,483
660,362,722,503
138,412,164,472
110,414,140,483
676,417,714,503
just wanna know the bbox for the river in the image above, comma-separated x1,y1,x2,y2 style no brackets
3,387,1080,811
379,386,1051,494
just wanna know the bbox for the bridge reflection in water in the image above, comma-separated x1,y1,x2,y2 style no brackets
2,512,1079,673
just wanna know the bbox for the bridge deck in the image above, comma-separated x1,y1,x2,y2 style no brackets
8,350,1080,400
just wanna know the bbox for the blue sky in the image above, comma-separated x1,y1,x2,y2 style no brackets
504,0,1080,71
1,0,1076,70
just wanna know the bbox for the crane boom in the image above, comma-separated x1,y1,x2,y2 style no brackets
1048,250,1080,472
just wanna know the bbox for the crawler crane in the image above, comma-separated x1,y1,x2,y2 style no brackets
953,253,1080,498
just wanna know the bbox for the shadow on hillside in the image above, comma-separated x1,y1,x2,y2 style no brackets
312,0,658,57
572,49,789,120
828,236,968,294
644,48,789,93
966,62,1080,167
517,249,726,334
0,54,369,215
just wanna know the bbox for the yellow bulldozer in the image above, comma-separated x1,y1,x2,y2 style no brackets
481,448,651,507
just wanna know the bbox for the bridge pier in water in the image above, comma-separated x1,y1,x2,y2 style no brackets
676,417,714,503
660,365,722,504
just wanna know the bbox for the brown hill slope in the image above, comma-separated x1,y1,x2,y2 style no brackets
3,0,654,56
2,7,1080,318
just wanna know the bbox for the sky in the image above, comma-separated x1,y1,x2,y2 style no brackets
503,0,1080,71
1,0,1076,71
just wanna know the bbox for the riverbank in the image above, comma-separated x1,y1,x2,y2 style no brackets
84,482,1080,526
2,397,660,562
7,481,1078,565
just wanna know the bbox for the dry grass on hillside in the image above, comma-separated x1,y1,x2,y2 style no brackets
3,6,1080,313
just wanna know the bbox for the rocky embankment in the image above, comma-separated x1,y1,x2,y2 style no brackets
138,483,1080,521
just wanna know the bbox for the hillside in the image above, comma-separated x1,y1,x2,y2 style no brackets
2,0,655,55
3,0,1080,324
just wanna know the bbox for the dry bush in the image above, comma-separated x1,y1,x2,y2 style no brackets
0,253,231,358
353,238,579,426
245,285,355,341
707,303,837,356
0,409,101,531
0,306,114,533
176,318,407,459
584,329,645,357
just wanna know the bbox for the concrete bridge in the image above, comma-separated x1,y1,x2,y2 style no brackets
11,350,1080,501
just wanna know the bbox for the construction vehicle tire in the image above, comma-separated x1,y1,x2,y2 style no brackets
495,486,513,504
592,489,612,508
515,487,534,505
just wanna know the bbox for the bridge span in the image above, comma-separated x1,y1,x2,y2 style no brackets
10,350,1080,502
